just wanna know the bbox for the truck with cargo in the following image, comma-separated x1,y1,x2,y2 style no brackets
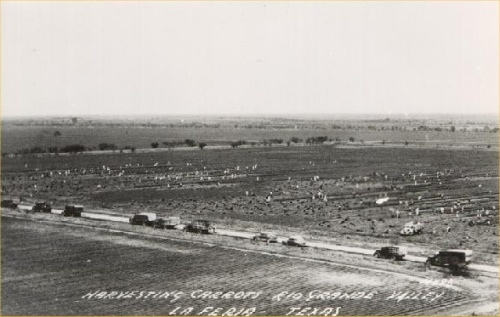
373,246,407,261
184,220,216,234
153,216,183,229
425,249,473,275
63,205,83,217
129,212,157,226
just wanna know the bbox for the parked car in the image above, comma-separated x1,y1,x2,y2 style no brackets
373,246,407,260
252,231,278,243
154,216,182,229
63,205,83,217
184,220,216,234
129,213,157,226
282,236,307,247
1,199,18,209
400,221,424,236
425,249,473,275
32,202,52,213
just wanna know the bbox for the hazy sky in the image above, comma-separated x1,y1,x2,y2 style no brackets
2,1,498,117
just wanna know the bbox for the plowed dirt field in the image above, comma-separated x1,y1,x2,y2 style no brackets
2,216,474,316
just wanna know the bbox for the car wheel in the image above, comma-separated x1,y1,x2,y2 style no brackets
425,260,432,270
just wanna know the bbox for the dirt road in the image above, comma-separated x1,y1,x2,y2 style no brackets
17,204,497,275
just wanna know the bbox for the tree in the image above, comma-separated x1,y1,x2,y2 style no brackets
53,130,62,137
450,126,456,132
198,142,207,150
151,142,159,149
231,140,247,148
184,139,196,147
60,144,86,153
98,143,117,151
349,137,355,142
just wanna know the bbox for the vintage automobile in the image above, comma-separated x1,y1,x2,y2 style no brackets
32,202,52,213
425,249,473,275
400,221,424,236
62,205,84,217
129,213,157,226
282,236,307,247
373,246,407,261
1,199,18,209
184,220,216,234
154,216,183,229
252,231,278,243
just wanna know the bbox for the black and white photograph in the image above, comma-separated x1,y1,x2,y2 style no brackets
1,0,499,315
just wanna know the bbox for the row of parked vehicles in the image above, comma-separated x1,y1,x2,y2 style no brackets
373,245,473,275
130,213,307,246
251,231,307,247
3,200,83,217
2,200,473,275
129,212,216,234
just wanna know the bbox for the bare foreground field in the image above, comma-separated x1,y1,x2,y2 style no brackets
1,116,499,315
2,215,497,316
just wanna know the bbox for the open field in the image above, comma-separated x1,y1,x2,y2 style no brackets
2,144,498,265
3,216,493,316
2,115,498,154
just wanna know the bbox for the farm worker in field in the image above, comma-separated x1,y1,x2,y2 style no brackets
446,226,451,233
396,209,400,218
415,208,419,216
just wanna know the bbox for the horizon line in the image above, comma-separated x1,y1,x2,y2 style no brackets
2,112,499,119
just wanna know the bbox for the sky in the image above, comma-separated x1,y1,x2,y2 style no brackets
1,1,499,117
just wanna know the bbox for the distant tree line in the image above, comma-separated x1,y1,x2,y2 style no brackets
154,139,200,149
13,143,138,156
